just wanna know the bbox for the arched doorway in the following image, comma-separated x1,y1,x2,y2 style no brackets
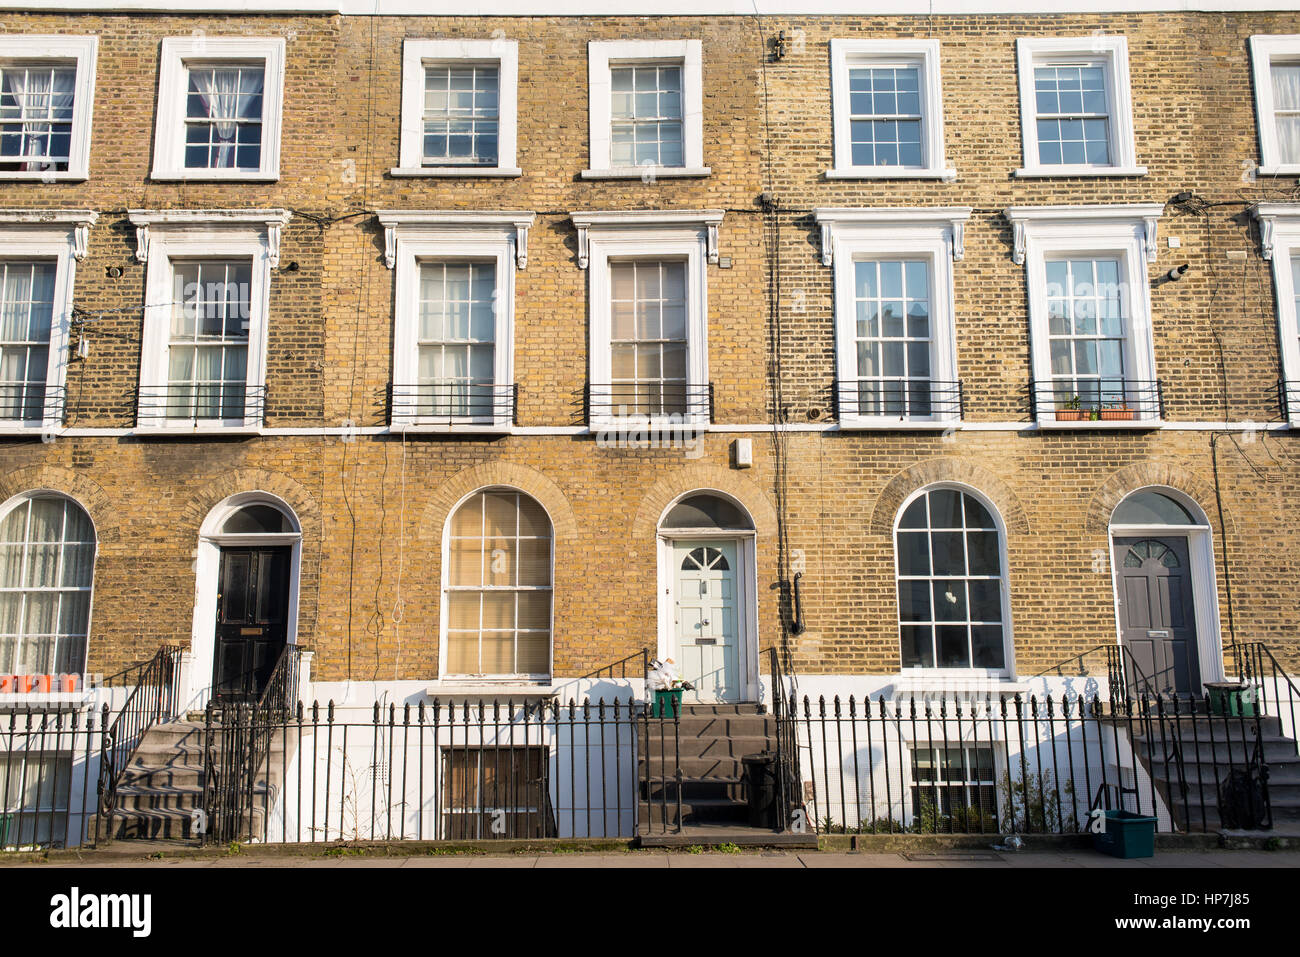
1109,487,1224,695
657,492,757,703
191,493,302,705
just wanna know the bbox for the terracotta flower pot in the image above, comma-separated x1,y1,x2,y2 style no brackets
1099,407,1136,421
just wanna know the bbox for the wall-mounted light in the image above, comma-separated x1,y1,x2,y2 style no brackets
282,260,300,272
1167,263,1190,282
105,265,123,278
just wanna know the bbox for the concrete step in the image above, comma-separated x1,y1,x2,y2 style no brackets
637,826,816,848
640,755,752,778
640,735,773,760
666,716,776,737
1134,738,1300,763
115,784,205,812
119,763,205,787
676,704,764,715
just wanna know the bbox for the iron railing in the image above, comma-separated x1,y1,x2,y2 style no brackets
136,384,266,427
834,378,963,421
585,382,713,423
1229,641,1300,753
792,691,1278,835
580,648,649,681
765,647,802,831
389,382,517,426
203,645,303,843
93,644,182,844
0,384,64,424
1279,378,1300,421
1030,377,1163,422
1,708,100,850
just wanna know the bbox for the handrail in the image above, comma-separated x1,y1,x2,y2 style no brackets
1025,642,1155,709
579,648,649,682
94,644,182,845
764,646,802,832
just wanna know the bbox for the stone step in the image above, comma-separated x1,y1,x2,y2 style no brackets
639,797,750,826
1134,738,1300,763
640,755,752,778
639,735,773,760
663,716,776,737
642,776,747,802
119,763,205,787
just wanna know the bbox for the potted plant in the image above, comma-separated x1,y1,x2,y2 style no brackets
1099,402,1136,421
1055,394,1087,421
646,658,694,717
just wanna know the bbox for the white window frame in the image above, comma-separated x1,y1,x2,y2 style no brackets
583,39,707,179
572,209,721,428
1254,203,1300,424
376,210,534,432
438,486,555,683
0,210,96,435
1005,205,1163,428
151,36,286,182
0,36,97,182
827,39,954,181
892,482,1016,680
129,208,290,433
1014,36,1144,178
392,38,520,178
1249,35,1300,177
814,208,968,428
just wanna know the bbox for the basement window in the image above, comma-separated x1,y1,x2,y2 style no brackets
441,746,555,839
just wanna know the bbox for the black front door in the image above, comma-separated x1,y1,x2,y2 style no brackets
1114,536,1200,695
214,546,291,701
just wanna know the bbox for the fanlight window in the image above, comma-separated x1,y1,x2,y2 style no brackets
662,494,753,531
1112,490,1197,526
895,487,1007,670
0,495,94,676
445,489,552,677
220,503,295,535
681,546,729,572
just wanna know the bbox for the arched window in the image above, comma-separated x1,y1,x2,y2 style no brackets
661,493,754,532
444,489,553,677
895,486,1008,671
0,494,95,676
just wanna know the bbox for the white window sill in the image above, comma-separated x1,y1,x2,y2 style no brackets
0,171,87,182
825,167,957,181
838,417,960,431
0,691,94,708
1037,417,1163,430
394,420,513,435
580,166,711,180
149,169,280,182
0,423,55,436
427,680,554,699
390,166,522,178
1014,165,1147,178
1258,164,1300,177
132,425,264,436
894,672,1022,694
589,416,709,431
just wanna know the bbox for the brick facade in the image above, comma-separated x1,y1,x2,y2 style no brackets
0,9,1297,689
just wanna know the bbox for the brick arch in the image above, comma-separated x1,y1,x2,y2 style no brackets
179,468,322,540
0,465,120,544
868,459,1030,535
629,464,779,539
419,462,578,542
1085,463,1227,536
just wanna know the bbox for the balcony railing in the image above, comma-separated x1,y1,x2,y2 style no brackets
834,378,963,422
585,382,713,424
389,382,516,427
1030,377,1163,423
0,384,64,426
136,383,265,428
1279,378,1300,420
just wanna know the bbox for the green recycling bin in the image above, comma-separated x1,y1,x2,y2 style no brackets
651,688,683,717
1205,682,1257,718
1093,809,1157,859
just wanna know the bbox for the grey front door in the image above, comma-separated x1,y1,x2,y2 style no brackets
1113,536,1200,695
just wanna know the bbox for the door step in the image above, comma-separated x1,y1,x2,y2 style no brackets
636,826,816,849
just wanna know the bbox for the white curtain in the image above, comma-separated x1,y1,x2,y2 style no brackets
190,69,241,167
1273,65,1300,163
19,69,49,171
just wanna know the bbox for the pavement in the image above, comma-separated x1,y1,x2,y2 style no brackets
9,847,1300,868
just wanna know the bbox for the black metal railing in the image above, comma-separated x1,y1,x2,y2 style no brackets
834,379,963,421
389,382,517,426
1279,379,1300,420
585,382,713,423
94,644,182,844
203,645,303,843
792,691,1275,835
2,708,101,850
580,648,649,681
0,384,64,424
638,695,682,836
1030,377,1163,422
765,647,803,831
136,384,265,426
1229,641,1300,756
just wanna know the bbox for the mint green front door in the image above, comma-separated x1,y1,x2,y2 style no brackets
673,540,741,703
